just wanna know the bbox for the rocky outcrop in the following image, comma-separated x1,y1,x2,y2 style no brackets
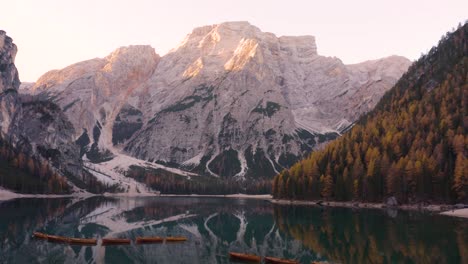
15,99,84,181
386,196,398,207
29,22,411,179
0,30,21,138
18,82,35,94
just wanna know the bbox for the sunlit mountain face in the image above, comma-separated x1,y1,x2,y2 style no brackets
1,197,467,263
22,22,410,185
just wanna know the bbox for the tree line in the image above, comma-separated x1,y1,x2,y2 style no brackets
126,165,272,195
273,23,468,204
0,138,70,194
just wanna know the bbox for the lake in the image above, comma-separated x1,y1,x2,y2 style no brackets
0,197,467,263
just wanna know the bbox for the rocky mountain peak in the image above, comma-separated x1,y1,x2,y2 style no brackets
104,45,159,72
183,21,260,41
174,21,317,57
0,30,19,92
34,45,159,93
163,21,319,85
172,21,261,57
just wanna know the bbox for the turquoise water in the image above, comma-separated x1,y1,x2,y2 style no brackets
0,197,466,263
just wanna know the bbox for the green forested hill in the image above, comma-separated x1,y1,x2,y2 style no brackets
273,23,468,203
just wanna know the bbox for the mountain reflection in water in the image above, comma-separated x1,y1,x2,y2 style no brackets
0,197,466,263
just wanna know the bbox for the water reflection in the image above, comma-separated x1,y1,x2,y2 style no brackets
0,197,467,263
274,205,468,264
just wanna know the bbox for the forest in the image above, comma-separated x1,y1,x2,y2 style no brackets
273,23,467,203
0,138,70,194
126,165,272,195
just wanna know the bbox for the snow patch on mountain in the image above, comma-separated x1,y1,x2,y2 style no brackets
182,152,204,166
82,151,198,193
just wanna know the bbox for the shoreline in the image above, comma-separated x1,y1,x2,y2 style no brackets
3,189,466,219
0,189,272,202
159,193,272,200
270,199,468,219
0,191,95,201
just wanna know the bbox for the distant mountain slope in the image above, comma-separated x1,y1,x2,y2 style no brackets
28,21,410,179
273,23,468,203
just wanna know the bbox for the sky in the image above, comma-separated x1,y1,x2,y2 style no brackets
1,0,467,81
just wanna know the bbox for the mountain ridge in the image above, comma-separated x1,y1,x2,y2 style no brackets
23,21,410,181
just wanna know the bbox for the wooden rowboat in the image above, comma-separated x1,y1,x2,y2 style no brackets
47,235,70,243
69,238,98,245
102,238,131,245
264,256,299,264
33,232,96,245
229,252,261,263
165,236,187,242
33,232,49,240
136,236,164,244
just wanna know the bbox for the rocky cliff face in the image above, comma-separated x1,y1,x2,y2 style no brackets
30,22,411,179
0,31,100,192
0,30,21,138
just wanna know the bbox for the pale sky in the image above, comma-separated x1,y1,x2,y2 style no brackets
1,0,467,81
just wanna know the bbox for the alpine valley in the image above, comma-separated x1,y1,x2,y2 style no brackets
2,22,411,194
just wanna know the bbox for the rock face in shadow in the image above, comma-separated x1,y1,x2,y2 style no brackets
0,30,21,138
0,30,102,193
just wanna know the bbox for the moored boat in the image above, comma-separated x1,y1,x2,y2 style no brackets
102,238,131,245
229,252,261,263
47,235,70,243
264,256,299,264
69,237,98,245
136,236,164,244
165,236,187,242
32,232,49,240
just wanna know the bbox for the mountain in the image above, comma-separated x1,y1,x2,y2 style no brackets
0,30,77,193
273,23,468,203
0,31,154,194
26,21,410,181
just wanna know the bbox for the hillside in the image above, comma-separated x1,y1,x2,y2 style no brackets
273,23,468,203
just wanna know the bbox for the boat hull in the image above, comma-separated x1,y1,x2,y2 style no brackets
47,235,70,243
32,232,48,240
165,237,187,242
264,256,299,264
136,237,164,244
229,252,261,263
69,238,97,245
102,238,131,245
